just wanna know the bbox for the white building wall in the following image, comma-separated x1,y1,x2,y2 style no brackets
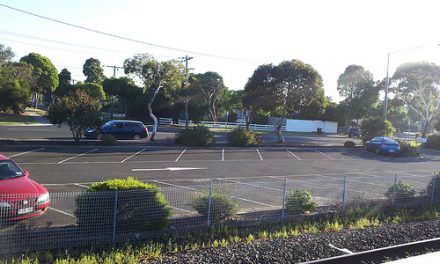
285,119,337,133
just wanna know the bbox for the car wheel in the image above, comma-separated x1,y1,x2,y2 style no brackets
133,134,141,140
97,133,103,140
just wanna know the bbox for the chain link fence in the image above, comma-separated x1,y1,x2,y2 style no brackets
0,172,438,254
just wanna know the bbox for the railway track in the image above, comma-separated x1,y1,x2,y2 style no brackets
302,237,440,264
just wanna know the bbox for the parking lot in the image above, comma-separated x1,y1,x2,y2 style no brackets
1,145,440,229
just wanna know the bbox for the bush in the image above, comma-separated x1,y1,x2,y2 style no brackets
193,191,238,222
75,177,171,232
285,189,317,213
384,180,416,201
343,141,356,148
227,127,261,146
425,173,440,199
360,117,395,143
426,133,440,150
101,134,118,146
396,140,419,157
175,126,215,146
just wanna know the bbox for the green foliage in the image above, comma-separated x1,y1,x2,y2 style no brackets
384,181,416,200
426,133,440,150
0,62,32,113
48,89,101,142
83,58,104,84
193,191,239,222
425,173,440,199
101,134,118,146
20,52,59,104
343,140,356,148
175,126,215,146
227,127,260,146
75,177,171,232
74,82,106,101
285,189,317,213
396,140,419,157
360,116,395,142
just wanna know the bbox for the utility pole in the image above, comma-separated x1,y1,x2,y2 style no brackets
180,55,193,128
102,65,124,119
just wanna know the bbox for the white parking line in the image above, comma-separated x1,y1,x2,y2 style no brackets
48,207,75,218
222,149,225,161
256,149,263,160
151,180,199,191
121,148,146,163
315,174,388,187
286,149,301,160
57,148,99,164
9,148,45,158
221,179,283,192
74,183,89,188
315,149,335,160
175,148,187,162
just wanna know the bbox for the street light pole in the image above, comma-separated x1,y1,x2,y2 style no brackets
383,52,390,120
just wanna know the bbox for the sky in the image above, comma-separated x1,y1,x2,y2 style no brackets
1,0,439,102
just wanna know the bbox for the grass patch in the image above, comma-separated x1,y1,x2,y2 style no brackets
6,203,440,264
0,112,38,125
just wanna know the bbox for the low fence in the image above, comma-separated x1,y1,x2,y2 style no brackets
0,173,438,255
200,121,286,132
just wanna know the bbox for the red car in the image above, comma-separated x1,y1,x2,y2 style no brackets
0,154,50,221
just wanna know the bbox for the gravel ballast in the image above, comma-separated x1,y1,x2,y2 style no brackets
145,219,440,264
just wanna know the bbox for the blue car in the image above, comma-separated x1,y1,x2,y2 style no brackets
365,136,400,155
84,120,149,140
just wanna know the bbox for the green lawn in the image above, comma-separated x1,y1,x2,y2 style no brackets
0,112,38,125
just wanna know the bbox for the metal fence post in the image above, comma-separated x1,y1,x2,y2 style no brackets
112,188,119,245
207,181,213,227
281,178,287,221
342,175,347,211
431,176,437,205
392,173,398,206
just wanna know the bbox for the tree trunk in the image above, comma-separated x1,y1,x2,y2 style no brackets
422,119,430,138
276,117,285,143
244,110,251,130
184,96,189,128
148,101,158,141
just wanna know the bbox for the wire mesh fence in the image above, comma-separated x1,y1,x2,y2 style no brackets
0,172,439,254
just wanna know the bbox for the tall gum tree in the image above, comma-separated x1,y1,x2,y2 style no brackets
244,60,324,143
124,54,184,140
392,62,440,137
20,52,58,108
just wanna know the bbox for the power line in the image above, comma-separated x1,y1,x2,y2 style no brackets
0,3,255,62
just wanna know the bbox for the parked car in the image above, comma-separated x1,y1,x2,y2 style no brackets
365,137,401,155
348,127,361,138
0,154,50,221
84,120,149,140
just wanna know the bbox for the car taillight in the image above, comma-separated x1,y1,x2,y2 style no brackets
144,127,148,133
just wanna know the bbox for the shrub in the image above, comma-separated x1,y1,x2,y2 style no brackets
425,173,440,199
360,117,395,143
396,140,419,157
426,133,440,150
343,141,356,148
75,177,171,232
101,134,118,146
384,180,416,201
285,189,317,213
193,191,238,222
175,126,215,146
227,127,261,146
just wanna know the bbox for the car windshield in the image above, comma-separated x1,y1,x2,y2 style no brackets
0,160,24,180
383,138,397,144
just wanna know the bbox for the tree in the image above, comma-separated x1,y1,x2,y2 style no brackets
20,53,58,107
48,89,101,143
337,65,379,129
392,62,440,137
74,82,106,101
0,44,14,65
0,62,33,113
103,77,142,116
54,68,74,97
244,60,324,142
360,116,395,143
83,58,104,84
124,54,184,140
190,72,226,121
